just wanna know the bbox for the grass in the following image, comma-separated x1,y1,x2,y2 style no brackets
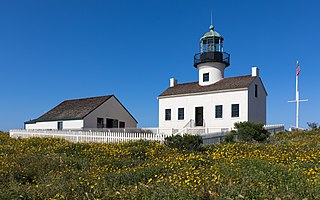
0,130,319,199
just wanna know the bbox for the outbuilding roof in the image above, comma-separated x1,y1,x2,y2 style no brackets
159,75,256,97
25,95,137,124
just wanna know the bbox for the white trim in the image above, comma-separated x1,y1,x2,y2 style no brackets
158,88,248,99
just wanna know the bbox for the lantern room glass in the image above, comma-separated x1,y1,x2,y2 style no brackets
200,36,223,53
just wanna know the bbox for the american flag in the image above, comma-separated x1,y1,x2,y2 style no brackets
296,61,301,76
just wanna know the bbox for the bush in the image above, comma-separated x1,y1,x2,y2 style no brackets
234,121,270,142
307,122,319,130
164,134,203,151
224,132,235,143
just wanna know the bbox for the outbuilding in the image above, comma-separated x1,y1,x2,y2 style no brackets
25,95,137,130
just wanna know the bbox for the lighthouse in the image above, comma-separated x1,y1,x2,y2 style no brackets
158,23,267,132
194,25,230,86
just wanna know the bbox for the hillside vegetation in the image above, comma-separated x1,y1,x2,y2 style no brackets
0,131,319,199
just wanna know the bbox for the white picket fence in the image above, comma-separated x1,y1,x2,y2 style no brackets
9,124,284,145
9,129,166,143
9,129,230,145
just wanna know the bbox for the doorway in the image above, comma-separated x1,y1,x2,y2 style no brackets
195,107,203,126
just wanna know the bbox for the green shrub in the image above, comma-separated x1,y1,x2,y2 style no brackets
224,132,235,143
307,122,319,130
234,121,270,142
164,134,203,151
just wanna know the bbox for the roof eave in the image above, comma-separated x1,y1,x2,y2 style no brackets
158,87,249,99
258,77,268,96
112,96,139,124
24,117,83,124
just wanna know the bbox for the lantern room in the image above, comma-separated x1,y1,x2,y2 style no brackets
194,25,230,68
200,25,224,53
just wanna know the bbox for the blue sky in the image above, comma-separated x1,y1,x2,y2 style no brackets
1,0,319,131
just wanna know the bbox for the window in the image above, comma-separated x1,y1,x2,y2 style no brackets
203,73,209,82
97,118,104,128
165,109,171,120
106,118,113,128
202,39,207,44
255,84,258,98
57,122,63,130
113,119,119,128
178,108,184,120
214,43,219,52
231,104,239,118
119,121,125,128
215,105,223,118
106,118,118,128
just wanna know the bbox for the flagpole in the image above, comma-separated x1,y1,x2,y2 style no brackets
296,73,299,128
288,61,308,130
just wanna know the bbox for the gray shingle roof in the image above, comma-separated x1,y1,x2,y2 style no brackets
159,75,256,97
25,95,113,123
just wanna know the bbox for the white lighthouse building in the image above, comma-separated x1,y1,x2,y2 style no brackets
197,24,229,86
158,24,267,132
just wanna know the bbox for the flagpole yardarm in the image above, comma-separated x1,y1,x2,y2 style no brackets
288,61,308,129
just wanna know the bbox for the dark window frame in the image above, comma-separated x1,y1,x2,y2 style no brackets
113,119,119,128
203,73,209,82
178,108,184,120
57,121,63,130
255,84,258,98
97,117,104,128
215,105,223,118
231,104,239,118
165,109,171,121
106,118,113,128
106,118,118,128
119,121,125,128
